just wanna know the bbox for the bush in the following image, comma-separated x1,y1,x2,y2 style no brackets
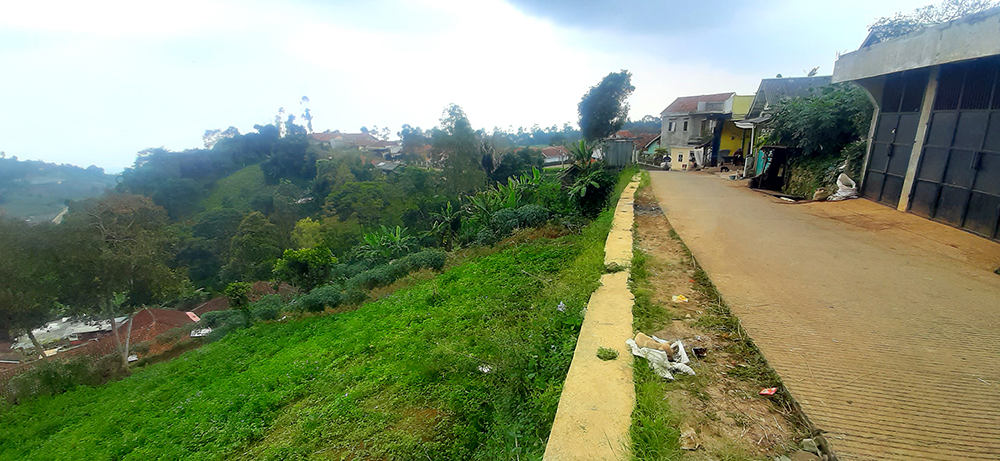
569,167,616,218
345,249,447,291
293,285,343,313
200,309,246,329
250,294,283,321
272,246,338,291
8,355,127,403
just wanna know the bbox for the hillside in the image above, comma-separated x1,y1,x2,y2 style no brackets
0,158,116,221
0,213,612,460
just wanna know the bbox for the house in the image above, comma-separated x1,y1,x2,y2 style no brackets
744,76,833,121
660,92,753,170
738,76,833,176
310,131,383,150
832,7,1000,241
541,146,570,166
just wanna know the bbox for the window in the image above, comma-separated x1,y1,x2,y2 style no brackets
668,121,676,132
677,154,682,162
682,120,688,132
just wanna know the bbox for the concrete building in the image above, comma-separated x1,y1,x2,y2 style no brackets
833,7,1000,241
660,93,753,170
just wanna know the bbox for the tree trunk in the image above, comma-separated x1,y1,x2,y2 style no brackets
26,329,48,361
122,314,134,370
108,309,127,369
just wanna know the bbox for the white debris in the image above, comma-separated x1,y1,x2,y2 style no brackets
626,336,695,380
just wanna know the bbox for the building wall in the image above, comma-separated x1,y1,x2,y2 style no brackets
719,121,749,157
669,147,698,170
661,114,709,148
732,95,754,120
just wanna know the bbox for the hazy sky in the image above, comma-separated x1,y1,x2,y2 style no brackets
1,0,928,172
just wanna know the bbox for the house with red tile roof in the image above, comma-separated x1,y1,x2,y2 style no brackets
541,146,570,165
309,131,383,150
659,92,739,169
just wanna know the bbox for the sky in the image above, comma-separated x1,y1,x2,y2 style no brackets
0,0,930,172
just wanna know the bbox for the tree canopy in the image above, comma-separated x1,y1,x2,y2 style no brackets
578,70,635,141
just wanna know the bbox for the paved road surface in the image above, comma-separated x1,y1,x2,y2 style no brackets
648,171,1000,460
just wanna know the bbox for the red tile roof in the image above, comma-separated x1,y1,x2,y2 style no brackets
541,146,570,158
661,92,735,114
615,130,635,138
635,133,660,150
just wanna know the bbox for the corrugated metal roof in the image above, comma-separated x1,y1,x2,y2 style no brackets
661,92,734,115
746,76,832,119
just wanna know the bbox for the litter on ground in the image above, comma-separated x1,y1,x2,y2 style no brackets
626,333,695,379
672,294,689,303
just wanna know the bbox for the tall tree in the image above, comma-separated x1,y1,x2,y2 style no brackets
222,211,283,283
58,194,182,368
578,70,635,141
0,218,58,360
434,104,486,195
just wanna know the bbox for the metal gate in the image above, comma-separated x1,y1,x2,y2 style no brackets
863,70,927,206
910,57,1000,240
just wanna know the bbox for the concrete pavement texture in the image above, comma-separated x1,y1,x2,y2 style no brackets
544,179,638,461
648,171,1000,460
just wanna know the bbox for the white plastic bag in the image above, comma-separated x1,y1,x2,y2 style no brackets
827,173,859,201
625,336,696,380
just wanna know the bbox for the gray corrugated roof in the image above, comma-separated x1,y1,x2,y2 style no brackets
746,76,832,119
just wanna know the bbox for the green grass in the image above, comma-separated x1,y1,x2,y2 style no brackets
596,347,619,361
200,163,270,212
0,209,615,461
628,171,684,460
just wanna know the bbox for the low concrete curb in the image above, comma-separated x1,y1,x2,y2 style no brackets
544,178,639,461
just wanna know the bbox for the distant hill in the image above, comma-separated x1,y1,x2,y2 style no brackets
0,157,116,222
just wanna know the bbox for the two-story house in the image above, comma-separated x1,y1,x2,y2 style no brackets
660,92,736,170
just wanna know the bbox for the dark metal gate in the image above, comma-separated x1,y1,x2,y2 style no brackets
910,57,1000,240
863,70,928,206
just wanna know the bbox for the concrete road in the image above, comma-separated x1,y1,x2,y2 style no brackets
648,171,1000,460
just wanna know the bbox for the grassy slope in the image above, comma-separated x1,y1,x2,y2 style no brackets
200,164,270,212
0,214,613,460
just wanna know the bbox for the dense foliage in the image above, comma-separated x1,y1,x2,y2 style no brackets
763,83,873,160
578,70,635,141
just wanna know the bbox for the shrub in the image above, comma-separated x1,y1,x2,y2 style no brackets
569,167,616,218
8,355,127,403
345,249,447,291
250,294,283,321
272,246,338,291
200,309,244,329
293,285,343,313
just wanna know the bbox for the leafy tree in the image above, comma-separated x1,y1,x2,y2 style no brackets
763,83,873,160
324,181,396,227
578,70,635,141
487,148,544,183
58,194,182,368
273,247,338,291
222,211,283,283
434,104,487,195
868,0,999,44
0,218,58,360
398,124,428,154
291,217,322,249
319,217,364,257
224,282,253,327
